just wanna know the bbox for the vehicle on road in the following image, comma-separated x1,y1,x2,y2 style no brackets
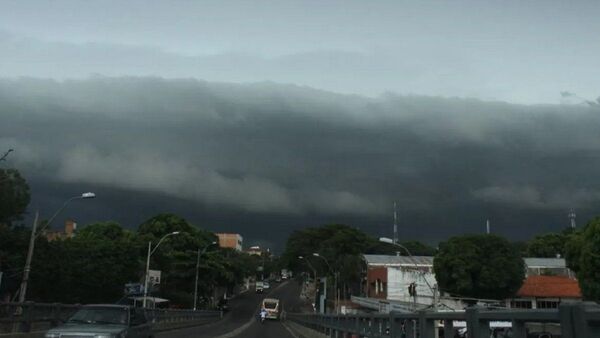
256,281,264,293
45,304,152,338
263,281,270,289
259,308,268,324
261,298,281,320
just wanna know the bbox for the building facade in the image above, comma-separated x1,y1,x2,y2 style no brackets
508,258,581,309
45,219,77,241
216,233,243,251
363,254,437,307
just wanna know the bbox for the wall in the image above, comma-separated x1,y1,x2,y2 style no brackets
366,267,387,299
386,266,437,303
216,233,242,251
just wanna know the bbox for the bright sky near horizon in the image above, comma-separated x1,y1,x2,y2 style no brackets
1,0,599,104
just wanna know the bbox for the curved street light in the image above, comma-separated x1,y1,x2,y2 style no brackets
18,192,96,303
143,231,181,307
35,192,96,238
193,241,218,310
313,253,339,314
298,255,318,297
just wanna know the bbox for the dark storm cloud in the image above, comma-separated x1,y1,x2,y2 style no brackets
2,77,600,246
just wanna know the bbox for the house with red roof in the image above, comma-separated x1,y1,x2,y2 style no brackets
508,275,582,309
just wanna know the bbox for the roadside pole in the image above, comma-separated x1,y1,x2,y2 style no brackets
143,242,151,308
193,248,201,310
18,212,39,303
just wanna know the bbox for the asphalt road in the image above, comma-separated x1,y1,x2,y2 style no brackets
157,280,303,338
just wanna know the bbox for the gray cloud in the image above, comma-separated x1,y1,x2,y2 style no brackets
2,77,600,246
472,186,600,210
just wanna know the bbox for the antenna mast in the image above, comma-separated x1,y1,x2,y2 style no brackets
568,209,576,228
393,201,398,244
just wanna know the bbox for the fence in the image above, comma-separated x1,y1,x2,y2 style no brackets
288,302,600,338
0,302,222,334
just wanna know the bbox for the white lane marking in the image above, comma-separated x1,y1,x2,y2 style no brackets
213,281,290,338
281,321,301,338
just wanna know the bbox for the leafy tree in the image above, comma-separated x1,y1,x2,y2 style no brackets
137,213,222,307
434,234,525,300
0,224,31,299
283,224,384,297
0,168,30,224
28,222,140,303
511,241,529,257
526,229,573,258
283,224,372,272
565,218,600,301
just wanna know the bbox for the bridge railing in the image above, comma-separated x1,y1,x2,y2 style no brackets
288,302,600,338
0,302,222,334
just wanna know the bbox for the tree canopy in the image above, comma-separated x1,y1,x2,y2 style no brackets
1,214,259,307
565,218,600,301
0,168,30,224
526,229,573,258
434,234,525,300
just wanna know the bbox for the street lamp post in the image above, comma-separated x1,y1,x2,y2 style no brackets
298,255,317,284
143,231,181,308
379,237,436,310
298,255,318,311
193,241,217,310
18,192,96,303
313,253,339,314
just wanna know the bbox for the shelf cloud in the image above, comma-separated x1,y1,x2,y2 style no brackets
2,77,599,246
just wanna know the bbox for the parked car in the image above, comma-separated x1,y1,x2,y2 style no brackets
45,304,152,338
263,281,271,289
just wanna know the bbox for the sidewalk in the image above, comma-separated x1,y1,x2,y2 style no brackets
299,281,316,313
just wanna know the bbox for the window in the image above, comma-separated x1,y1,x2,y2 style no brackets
537,300,559,309
510,300,532,309
375,278,382,294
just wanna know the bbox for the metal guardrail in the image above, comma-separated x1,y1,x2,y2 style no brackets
0,302,222,334
288,302,600,338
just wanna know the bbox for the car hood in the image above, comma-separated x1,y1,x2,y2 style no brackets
47,323,127,334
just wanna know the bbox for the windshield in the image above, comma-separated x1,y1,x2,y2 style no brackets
264,301,278,310
68,307,128,325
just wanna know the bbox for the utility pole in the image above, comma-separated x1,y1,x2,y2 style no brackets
143,232,180,308
18,212,39,303
143,242,152,308
193,241,216,310
17,193,96,303
193,248,201,310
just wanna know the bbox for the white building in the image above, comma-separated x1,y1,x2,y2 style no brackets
363,254,438,309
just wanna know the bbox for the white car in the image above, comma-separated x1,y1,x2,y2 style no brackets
262,298,281,320
256,281,264,293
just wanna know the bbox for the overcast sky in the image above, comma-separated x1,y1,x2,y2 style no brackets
1,0,600,103
1,1,600,251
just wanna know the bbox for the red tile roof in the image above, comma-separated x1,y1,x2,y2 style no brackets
517,275,581,298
